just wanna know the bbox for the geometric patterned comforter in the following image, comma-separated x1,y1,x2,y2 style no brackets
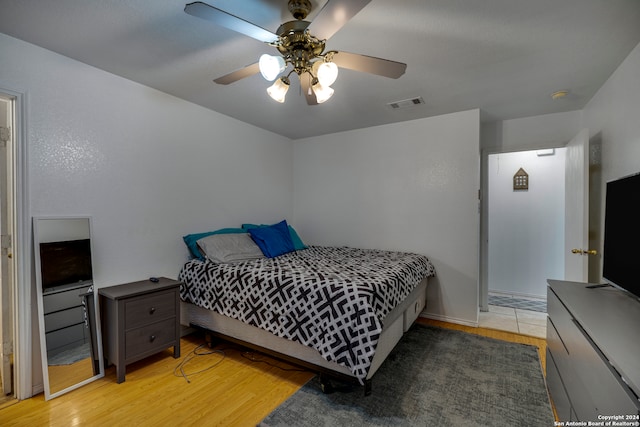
178,246,435,381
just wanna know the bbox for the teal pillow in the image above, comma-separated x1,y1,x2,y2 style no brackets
242,222,307,250
241,223,262,230
248,220,295,258
287,226,307,250
183,228,246,260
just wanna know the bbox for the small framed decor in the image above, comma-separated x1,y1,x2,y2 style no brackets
513,168,529,190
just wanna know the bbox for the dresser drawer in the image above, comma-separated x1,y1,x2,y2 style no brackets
43,284,91,314
547,316,592,418
546,316,569,372
547,289,573,340
546,347,571,422
125,318,177,361
124,289,177,329
46,322,87,354
563,317,639,418
44,306,84,332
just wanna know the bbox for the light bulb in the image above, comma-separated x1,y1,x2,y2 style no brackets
312,80,334,104
259,54,285,81
317,61,338,86
267,77,290,103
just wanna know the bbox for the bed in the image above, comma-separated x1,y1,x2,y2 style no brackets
178,225,435,394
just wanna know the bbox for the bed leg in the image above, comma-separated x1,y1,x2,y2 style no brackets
204,331,215,348
319,374,335,394
364,379,372,396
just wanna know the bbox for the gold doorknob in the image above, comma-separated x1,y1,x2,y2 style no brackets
571,248,597,255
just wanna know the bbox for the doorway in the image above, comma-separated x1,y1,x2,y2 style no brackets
0,93,16,405
487,148,567,300
479,147,567,337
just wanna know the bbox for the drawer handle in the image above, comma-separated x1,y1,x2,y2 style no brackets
149,335,156,342
149,307,156,315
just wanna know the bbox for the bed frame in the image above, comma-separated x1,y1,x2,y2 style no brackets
180,277,428,395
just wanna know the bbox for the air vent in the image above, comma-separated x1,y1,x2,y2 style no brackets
387,97,425,110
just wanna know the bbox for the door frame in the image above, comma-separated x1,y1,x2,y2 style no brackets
479,142,569,311
0,85,31,400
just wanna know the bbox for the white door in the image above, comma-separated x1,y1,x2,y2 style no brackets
564,128,590,282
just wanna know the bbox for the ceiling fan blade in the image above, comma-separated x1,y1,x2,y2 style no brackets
184,2,278,43
307,0,372,41
300,74,319,105
213,62,260,85
332,51,407,79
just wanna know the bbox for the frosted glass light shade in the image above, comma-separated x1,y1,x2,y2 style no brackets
312,81,334,104
259,54,286,81
267,77,290,103
316,61,338,86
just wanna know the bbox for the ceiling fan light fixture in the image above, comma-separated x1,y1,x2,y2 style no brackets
259,54,286,81
267,76,290,103
316,61,338,87
187,1,408,106
311,80,334,104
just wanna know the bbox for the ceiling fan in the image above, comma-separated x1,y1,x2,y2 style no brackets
184,0,407,104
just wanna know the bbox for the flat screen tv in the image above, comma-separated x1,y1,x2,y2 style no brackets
39,238,93,290
602,171,640,300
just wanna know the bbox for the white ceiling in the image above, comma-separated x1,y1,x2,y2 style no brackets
1,0,640,140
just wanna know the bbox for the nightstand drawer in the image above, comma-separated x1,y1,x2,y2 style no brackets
125,290,177,329
125,318,177,360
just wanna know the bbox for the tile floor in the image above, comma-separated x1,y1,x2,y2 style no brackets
479,294,548,339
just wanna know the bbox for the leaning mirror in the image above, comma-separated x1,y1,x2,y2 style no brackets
33,217,104,400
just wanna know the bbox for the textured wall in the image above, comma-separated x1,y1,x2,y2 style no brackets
1,33,293,392
293,109,481,325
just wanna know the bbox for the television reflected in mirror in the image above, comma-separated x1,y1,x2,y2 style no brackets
39,238,93,291
33,217,104,400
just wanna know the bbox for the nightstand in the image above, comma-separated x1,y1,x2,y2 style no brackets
99,278,181,383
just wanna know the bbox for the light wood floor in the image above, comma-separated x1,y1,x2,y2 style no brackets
0,318,547,427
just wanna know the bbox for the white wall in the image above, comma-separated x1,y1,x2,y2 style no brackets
293,109,480,325
582,41,640,281
0,33,293,284
487,149,566,298
1,33,293,393
481,110,583,152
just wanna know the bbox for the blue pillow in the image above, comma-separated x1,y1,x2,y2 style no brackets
183,228,246,260
242,222,307,250
248,220,295,258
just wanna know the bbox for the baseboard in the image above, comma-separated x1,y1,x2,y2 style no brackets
32,383,43,397
180,324,196,337
420,312,479,328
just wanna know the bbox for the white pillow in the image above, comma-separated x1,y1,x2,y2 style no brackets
196,233,264,263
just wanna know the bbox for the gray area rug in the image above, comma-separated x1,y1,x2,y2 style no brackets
260,324,553,426
48,343,91,366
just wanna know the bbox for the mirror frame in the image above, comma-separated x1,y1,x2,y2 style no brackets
33,216,104,400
